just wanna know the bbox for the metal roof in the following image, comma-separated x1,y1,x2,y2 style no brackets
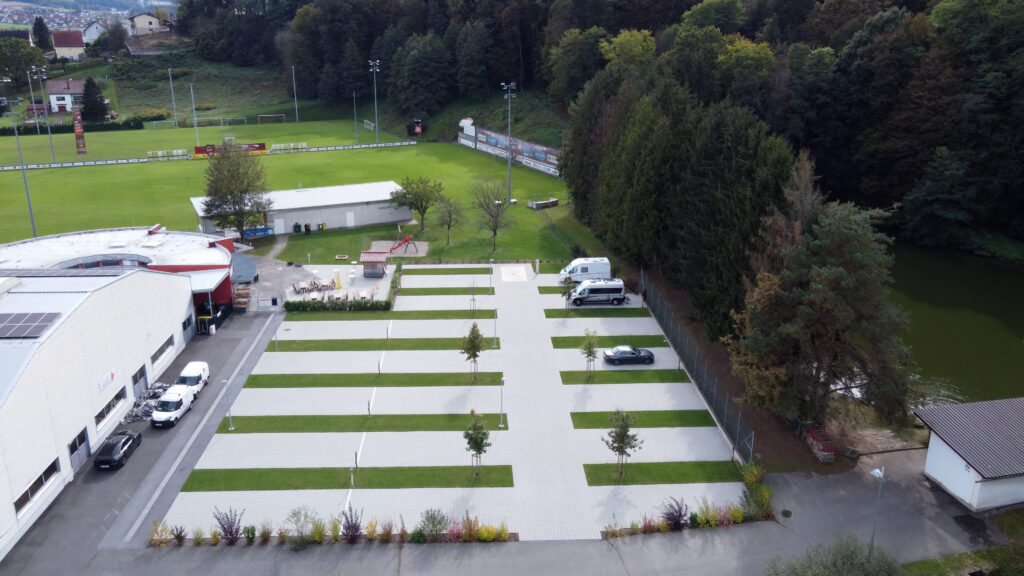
915,398,1024,479
360,251,388,263
182,269,229,293
189,181,400,217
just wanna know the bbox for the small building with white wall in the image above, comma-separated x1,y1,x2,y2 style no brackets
0,268,193,561
915,398,1024,512
189,181,412,237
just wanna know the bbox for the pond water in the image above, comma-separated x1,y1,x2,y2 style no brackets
890,244,1024,402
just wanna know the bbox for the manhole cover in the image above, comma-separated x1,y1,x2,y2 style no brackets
781,509,792,518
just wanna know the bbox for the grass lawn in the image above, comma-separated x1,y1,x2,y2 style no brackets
544,308,651,318
217,413,508,433
903,510,1024,576
182,465,514,491
538,286,568,294
245,372,502,388
571,410,715,428
403,267,493,275
561,370,690,384
539,262,566,274
584,461,742,486
551,335,668,348
284,309,497,321
398,287,495,295
275,224,396,265
266,337,499,351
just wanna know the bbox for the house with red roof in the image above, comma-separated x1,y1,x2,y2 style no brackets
51,30,85,61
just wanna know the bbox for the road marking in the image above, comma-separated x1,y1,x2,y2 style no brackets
123,313,277,543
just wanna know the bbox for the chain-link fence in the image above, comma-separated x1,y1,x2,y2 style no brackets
641,269,755,462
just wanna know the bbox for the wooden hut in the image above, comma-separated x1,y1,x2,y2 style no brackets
360,251,387,278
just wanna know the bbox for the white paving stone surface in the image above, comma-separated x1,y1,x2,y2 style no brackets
164,266,743,541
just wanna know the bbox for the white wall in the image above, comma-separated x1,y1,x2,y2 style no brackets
0,270,192,561
924,433,980,507
974,475,1024,511
272,202,411,231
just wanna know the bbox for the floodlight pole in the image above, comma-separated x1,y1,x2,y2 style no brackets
168,68,178,126
501,82,516,205
4,109,37,237
499,377,504,428
369,60,380,145
26,72,39,135
291,65,299,123
188,83,199,147
353,90,358,144
32,67,54,163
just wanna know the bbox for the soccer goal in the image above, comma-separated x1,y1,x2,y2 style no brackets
150,120,177,130
226,117,247,126
195,116,224,127
258,114,286,125
362,119,376,131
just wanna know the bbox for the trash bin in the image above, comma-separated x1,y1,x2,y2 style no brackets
209,324,216,335
292,222,301,233
318,223,326,231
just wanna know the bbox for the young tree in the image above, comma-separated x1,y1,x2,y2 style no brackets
460,322,484,380
436,195,463,246
32,17,53,51
560,278,575,312
472,180,512,252
463,409,491,478
603,410,643,477
902,147,975,249
580,328,598,380
201,138,272,239
391,177,443,231
80,77,106,122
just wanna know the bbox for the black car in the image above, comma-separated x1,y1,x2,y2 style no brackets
93,430,142,470
603,345,655,365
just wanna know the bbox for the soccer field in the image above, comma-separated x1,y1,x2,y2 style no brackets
0,141,574,261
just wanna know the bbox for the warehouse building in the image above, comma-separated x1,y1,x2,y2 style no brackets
0,268,193,561
189,181,413,237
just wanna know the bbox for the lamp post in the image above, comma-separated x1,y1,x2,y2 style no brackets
501,82,516,204
26,72,39,135
168,68,178,126
3,106,38,237
868,466,885,558
291,65,299,123
352,90,358,144
499,377,504,428
368,60,380,145
31,67,54,164
493,305,498,350
188,83,199,147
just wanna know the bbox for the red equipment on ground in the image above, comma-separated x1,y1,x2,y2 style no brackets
390,235,414,253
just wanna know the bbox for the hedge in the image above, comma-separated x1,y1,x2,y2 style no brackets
283,263,403,313
0,118,144,137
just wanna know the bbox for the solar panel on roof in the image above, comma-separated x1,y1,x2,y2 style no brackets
0,311,62,339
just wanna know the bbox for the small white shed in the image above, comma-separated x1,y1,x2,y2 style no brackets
915,398,1024,512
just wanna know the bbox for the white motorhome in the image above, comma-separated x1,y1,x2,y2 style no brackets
559,257,611,283
175,361,209,398
569,278,627,306
151,385,194,428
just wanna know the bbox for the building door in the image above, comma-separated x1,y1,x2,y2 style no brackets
274,218,285,235
68,428,89,472
346,212,355,228
131,365,148,400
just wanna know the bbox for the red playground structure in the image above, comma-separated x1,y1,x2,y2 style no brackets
390,235,416,254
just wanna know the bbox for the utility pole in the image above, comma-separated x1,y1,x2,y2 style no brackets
26,72,39,135
168,68,178,126
189,83,199,147
291,65,299,123
369,60,380,145
501,82,517,204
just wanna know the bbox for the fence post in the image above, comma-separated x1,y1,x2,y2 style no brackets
736,411,742,450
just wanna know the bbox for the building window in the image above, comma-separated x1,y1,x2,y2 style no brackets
13,458,61,514
94,387,127,426
150,335,174,364
182,314,193,332
131,365,146,386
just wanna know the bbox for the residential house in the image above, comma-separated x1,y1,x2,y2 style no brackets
51,30,85,61
82,21,106,44
45,79,86,113
0,30,32,46
129,13,164,36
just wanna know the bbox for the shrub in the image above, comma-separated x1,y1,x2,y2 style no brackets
172,525,187,547
258,522,272,544
213,506,244,545
657,519,670,533
209,528,221,546
417,509,449,542
398,516,409,543
460,512,479,542
446,520,464,543
717,506,733,527
689,512,699,528
696,498,719,529
641,515,658,534
766,534,902,576
148,520,173,547
379,520,394,543
329,518,341,543
728,504,744,525
243,525,256,545
276,528,288,545
310,517,327,544
739,461,765,490
659,497,689,531
340,506,363,544
476,524,497,542
133,108,171,122
195,103,216,111
192,527,205,546
364,518,378,542
629,521,640,535
410,528,427,543
285,506,314,550
741,483,775,520
283,297,390,312
497,522,509,542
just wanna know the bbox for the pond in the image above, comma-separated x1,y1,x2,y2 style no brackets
890,244,1024,402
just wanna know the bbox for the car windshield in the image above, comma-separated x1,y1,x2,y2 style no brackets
155,400,181,412
177,375,198,385
96,440,120,458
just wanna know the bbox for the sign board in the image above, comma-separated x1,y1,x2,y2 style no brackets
73,110,86,155
473,127,560,176
242,227,274,239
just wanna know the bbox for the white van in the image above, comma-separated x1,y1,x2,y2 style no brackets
569,278,627,306
151,385,194,428
175,361,209,398
559,257,611,283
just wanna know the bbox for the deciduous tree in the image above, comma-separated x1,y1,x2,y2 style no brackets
681,0,745,35
460,322,484,379
580,328,598,379
391,177,443,232
202,138,272,239
436,195,463,246
0,38,45,88
471,180,512,252
463,409,491,477
603,410,642,477
546,26,608,105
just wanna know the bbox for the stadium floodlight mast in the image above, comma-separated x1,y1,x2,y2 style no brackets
1,102,37,237
25,71,39,135
168,68,178,126
368,60,380,145
188,83,199,147
291,65,299,123
30,66,55,163
501,81,516,205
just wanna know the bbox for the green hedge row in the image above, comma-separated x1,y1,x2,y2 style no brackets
0,118,144,137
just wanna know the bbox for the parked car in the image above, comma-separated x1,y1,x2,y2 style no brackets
151,385,194,428
603,345,655,365
93,430,142,470
175,361,209,398
569,278,627,306
559,257,611,283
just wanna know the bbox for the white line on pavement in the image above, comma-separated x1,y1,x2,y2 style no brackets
123,313,277,543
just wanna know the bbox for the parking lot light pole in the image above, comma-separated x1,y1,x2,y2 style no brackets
501,82,516,204
499,378,504,428
868,466,885,558
188,83,199,147
368,60,380,145
3,108,37,237
32,67,54,163
291,65,299,123
168,68,178,126
26,72,39,135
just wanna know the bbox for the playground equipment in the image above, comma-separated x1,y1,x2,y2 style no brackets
390,235,416,254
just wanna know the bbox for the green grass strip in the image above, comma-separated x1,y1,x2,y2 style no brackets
544,308,650,318
538,286,568,294
584,461,741,486
403,267,492,275
571,410,715,429
399,287,495,296
285,309,497,321
551,335,667,348
246,372,502,388
182,465,514,491
561,369,690,384
267,338,500,352
216,413,509,434
538,262,565,274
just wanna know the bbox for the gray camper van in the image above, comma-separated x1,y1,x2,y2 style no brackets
569,278,627,306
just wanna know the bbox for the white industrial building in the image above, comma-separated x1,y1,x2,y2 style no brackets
915,398,1024,512
189,181,413,236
